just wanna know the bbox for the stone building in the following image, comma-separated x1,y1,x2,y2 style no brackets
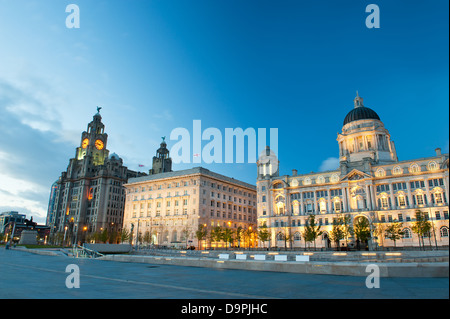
46,108,145,243
257,93,449,249
123,143,257,249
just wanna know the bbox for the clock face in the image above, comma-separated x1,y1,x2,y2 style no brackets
95,139,104,150
82,138,89,149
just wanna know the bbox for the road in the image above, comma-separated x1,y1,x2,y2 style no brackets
0,248,448,299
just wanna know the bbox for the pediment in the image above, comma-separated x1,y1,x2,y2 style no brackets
341,169,372,181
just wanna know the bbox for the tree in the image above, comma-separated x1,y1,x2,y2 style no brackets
384,220,405,248
373,223,386,249
411,210,432,250
353,216,371,250
119,228,130,244
281,227,292,251
100,229,109,243
181,226,192,248
210,226,223,249
341,214,353,249
329,216,345,250
195,224,208,250
222,227,234,250
303,214,323,250
143,230,152,247
235,226,243,248
257,224,271,248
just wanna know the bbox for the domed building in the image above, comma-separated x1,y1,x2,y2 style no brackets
257,93,449,250
338,92,398,172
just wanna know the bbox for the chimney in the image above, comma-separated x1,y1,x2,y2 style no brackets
435,148,442,156
292,169,298,176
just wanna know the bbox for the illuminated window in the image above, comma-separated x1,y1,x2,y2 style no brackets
398,194,406,207
330,174,339,183
317,176,325,184
381,196,389,209
319,200,327,212
416,194,424,205
402,228,412,239
334,200,342,212
392,166,402,175
428,161,438,171
304,177,312,185
409,163,420,173
375,168,386,178
434,192,443,205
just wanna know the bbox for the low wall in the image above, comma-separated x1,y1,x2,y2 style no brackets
84,243,132,254
99,254,449,278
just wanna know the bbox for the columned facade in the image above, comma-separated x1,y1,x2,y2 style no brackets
257,94,449,249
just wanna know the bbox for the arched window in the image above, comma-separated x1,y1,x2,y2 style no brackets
304,177,312,185
292,201,300,215
397,192,406,207
317,175,325,184
293,232,301,241
402,228,412,239
333,198,342,213
319,199,327,212
276,232,284,241
375,168,386,178
428,161,438,171
392,166,402,175
431,187,445,205
409,163,421,173
440,227,449,238
330,174,339,183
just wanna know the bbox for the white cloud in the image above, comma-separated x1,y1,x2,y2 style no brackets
319,157,340,172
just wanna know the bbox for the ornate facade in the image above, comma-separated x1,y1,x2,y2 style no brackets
47,109,144,243
123,145,257,249
257,94,449,249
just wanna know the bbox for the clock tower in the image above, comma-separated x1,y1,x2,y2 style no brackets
47,107,146,245
76,107,109,166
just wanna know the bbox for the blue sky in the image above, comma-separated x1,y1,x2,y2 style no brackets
0,0,448,224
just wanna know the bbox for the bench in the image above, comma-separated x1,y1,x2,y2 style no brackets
295,255,310,262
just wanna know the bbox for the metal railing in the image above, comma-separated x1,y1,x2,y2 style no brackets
72,245,104,258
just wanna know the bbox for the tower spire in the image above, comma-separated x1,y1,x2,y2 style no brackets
354,91,364,108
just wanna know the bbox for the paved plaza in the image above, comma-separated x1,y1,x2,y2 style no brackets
0,249,448,299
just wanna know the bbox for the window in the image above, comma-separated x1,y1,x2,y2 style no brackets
434,192,443,205
428,161,438,171
392,166,402,175
440,227,449,238
381,197,389,209
319,201,327,212
416,194,424,205
375,168,386,178
398,195,406,207
334,200,341,213
409,163,420,173
262,196,266,202
402,228,412,239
